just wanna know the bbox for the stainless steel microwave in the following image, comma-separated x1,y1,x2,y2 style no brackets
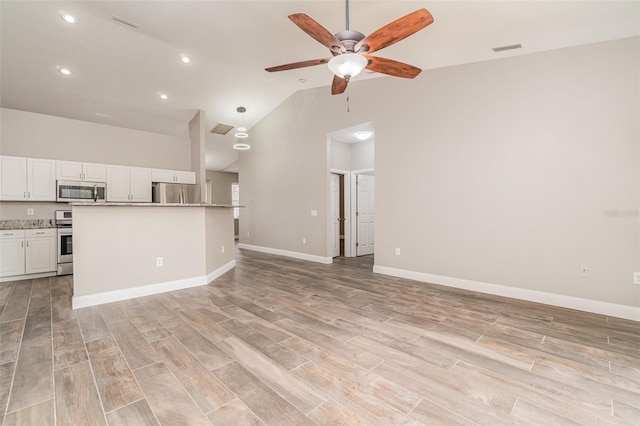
57,180,106,203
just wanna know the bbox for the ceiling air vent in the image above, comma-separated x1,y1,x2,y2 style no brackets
210,123,234,135
492,43,522,53
112,15,142,31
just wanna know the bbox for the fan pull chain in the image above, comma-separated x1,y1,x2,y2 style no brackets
346,92,350,113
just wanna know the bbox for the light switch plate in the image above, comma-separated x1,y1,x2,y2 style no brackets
27,208,34,216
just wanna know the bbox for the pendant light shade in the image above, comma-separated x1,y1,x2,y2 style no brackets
233,106,250,150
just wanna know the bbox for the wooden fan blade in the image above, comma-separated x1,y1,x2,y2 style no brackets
331,75,348,95
289,13,345,52
265,58,330,72
355,9,434,54
365,56,422,79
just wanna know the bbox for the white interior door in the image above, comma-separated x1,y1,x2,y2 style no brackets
330,173,340,257
356,174,374,256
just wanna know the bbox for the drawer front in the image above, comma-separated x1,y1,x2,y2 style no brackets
0,229,26,239
26,229,56,238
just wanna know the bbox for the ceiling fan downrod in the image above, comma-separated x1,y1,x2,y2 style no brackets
345,0,350,31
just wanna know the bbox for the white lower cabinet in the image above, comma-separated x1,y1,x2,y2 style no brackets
0,229,56,278
0,230,26,277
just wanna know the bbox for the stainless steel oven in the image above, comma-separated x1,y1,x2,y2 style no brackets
56,210,73,275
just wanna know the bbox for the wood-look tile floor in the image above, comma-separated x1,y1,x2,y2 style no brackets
1,248,639,425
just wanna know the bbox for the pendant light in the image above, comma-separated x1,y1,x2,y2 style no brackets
233,106,250,150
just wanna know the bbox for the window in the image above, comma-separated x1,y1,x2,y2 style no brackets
231,183,240,219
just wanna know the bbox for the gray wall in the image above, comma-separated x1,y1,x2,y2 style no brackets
240,37,640,308
206,170,238,204
331,139,374,171
1,108,191,168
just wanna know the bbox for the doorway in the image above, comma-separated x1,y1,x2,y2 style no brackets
327,122,375,259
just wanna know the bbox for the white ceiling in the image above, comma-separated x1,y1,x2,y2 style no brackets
1,1,638,171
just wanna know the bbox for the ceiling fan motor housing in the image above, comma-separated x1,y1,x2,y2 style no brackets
333,30,366,55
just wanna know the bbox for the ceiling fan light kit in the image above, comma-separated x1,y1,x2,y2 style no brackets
328,53,368,79
265,0,434,95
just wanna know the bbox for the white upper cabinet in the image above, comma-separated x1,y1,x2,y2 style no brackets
0,156,27,200
0,156,56,201
106,165,152,202
28,158,57,201
152,168,196,184
57,160,106,182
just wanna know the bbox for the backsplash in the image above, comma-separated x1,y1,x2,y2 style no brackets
0,219,56,230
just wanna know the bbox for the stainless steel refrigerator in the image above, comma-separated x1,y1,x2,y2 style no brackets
152,183,201,204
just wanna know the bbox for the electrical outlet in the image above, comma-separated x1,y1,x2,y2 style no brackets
221,245,225,254
580,266,588,278
246,231,250,237
26,208,34,216
395,248,401,256
302,237,307,244
156,257,163,267
634,272,640,285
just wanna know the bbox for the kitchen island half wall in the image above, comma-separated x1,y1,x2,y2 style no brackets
72,203,235,309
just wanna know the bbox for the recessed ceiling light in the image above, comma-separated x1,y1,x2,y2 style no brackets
180,55,191,64
61,13,76,24
58,67,72,75
236,127,247,132
159,93,168,100
355,131,373,140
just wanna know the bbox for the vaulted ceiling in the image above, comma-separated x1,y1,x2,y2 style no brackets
1,1,638,170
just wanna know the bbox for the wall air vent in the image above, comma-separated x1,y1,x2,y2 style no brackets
211,123,234,135
112,15,142,31
492,43,522,53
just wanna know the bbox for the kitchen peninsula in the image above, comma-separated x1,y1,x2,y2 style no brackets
71,203,235,309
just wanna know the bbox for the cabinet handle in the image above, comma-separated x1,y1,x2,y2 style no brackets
24,192,26,198
21,241,24,247
36,232,45,234
26,241,29,247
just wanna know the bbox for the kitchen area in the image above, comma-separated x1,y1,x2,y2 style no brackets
0,152,236,309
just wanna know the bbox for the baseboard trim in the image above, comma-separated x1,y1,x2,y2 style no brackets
72,260,236,309
373,265,639,322
206,259,236,283
238,243,332,264
0,271,57,283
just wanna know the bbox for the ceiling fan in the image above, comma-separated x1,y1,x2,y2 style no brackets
265,0,434,95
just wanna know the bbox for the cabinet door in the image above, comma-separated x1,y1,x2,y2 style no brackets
130,167,152,202
83,163,107,182
174,170,196,184
151,169,175,183
27,158,57,201
56,160,83,180
0,238,25,277
0,156,27,201
25,237,56,274
106,165,131,202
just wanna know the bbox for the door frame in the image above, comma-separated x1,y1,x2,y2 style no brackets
329,169,353,257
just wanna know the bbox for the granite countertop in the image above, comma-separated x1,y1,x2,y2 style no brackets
0,219,56,230
71,202,238,208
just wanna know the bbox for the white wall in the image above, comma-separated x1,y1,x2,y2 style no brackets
0,108,191,169
241,37,640,312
